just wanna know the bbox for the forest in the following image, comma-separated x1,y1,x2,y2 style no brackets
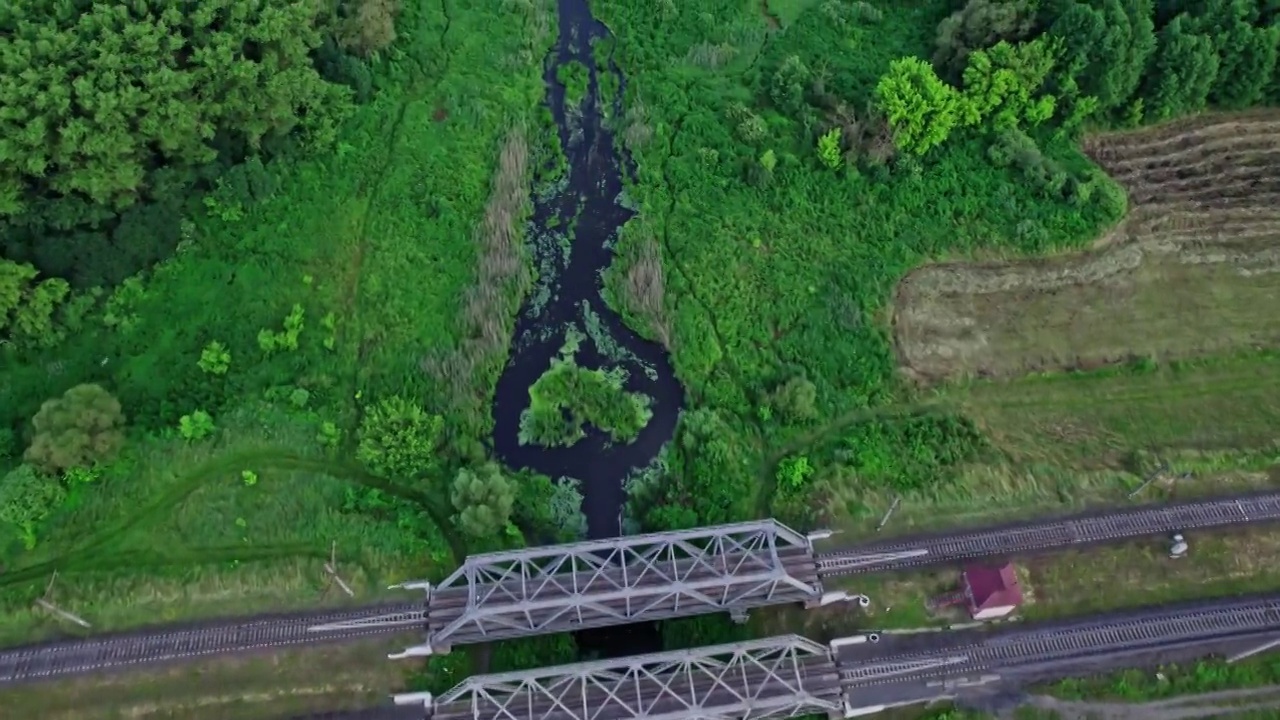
2,0,1280,708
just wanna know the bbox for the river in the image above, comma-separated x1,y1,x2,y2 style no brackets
491,0,683,541
489,0,683,658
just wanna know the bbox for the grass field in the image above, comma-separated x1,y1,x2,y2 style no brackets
895,112,1280,383
819,114,1280,524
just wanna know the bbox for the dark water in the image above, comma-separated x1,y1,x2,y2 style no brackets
490,0,681,658
491,0,683,540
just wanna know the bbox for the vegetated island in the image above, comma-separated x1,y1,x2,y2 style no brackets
518,329,654,448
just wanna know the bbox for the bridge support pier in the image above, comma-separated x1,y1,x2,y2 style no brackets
729,606,749,624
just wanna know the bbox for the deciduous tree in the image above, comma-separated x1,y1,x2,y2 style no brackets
933,0,1042,82
874,57,965,156
0,0,355,218
960,40,1058,130
768,376,819,422
0,259,69,347
25,384,126,474
337,0,402,57
0,464,67,549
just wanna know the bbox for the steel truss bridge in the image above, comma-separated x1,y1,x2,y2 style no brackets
389,593,1280,720
310,491,1280,656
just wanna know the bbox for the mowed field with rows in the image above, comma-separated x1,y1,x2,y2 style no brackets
894,111,1280,383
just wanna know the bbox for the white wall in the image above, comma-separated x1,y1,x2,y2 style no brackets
972,605,1016,620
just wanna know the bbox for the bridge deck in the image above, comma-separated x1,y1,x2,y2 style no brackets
416,521,822,652
425,546,819,645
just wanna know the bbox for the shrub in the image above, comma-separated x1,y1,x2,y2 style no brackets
198,340,231,375
356,396,444,480
776,455,815,491
768,376,819,423
0,464,67,550
179,410,216,441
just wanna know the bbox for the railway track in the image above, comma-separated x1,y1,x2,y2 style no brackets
839,594,1280,688
0,603,421,685
6,491,1280,682
816,490,1280,576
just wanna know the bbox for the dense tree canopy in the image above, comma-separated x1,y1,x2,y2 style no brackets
0,0,354,218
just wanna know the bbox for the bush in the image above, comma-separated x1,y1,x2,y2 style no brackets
179,410,216,441
0,464,66,550
198,341,231,375
357,396,445,480
768,376,819,423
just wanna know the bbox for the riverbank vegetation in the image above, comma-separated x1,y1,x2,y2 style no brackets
595,0,1280,647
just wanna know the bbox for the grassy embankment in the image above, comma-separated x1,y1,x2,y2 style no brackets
0,0,554,655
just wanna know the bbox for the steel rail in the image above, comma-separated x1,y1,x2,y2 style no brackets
839,595,1280,688
0,602,420,685
817,490,1280,576
285,710,425,720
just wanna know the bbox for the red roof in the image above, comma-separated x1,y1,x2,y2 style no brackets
963,563,1022,611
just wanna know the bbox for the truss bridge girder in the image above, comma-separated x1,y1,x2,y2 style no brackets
415,520,823,652
409,634,843,720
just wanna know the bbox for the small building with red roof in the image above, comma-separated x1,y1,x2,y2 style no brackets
962,562,1023,620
